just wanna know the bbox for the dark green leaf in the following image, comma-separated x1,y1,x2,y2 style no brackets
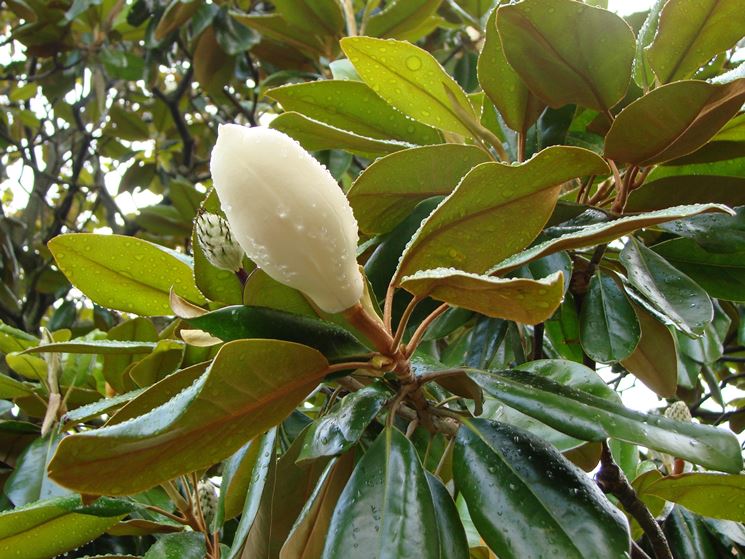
457,204,727,276
620,237,713,337
653,238,745,302
321,428,440,559
454,419,630,559
579,271,640,362
299,383,391,462
185,305,369,362
469,369,742,472
425,472,469,559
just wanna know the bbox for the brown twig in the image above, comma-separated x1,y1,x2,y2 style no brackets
595,442,672,559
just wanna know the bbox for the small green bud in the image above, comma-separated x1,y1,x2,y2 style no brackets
196,212,245,272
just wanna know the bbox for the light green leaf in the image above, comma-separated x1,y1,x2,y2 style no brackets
488,204,731,276
620,237,713,338
394,146,608,282
0,496,131,559
341,36,477,136
604,79,745,166
646,0,745,83
579,271,640,362
643,473,745,523
497,0,635,112
143,532,206,559
48,234,206,317
270,112,411,158
268,81,442,145
347,144,489,235
401,269,564,325
47,340,329,495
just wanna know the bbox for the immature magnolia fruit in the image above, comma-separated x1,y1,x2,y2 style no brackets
210,124,364,313
195,211,245,272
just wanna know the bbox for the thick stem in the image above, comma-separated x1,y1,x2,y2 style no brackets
596,442,673,559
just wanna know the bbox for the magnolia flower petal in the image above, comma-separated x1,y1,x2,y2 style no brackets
210,124,364,313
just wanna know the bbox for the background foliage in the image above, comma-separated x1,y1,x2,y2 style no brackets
1,0,745,558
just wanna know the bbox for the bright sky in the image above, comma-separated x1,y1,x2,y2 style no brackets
608,0,654,15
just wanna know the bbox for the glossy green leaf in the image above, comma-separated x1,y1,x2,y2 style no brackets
489,204,730,276
184,305,368,362
516,359,620,401
225,429,276,559
579,271,640,362
632,0,665,89
128,340,185,388
216,438,262,526
341,36,477,136
0,374,36,398
469,369,743,472
644,473,745,523
454,419,630,559
48,340,329,495
478,8,543,133
280,453,355,559
48,234,206,316
23,339,156,355
646,0,745,83
620,237,713,337
619,301,679,397
243,269,316,316
626,175,745,211
105,362,209,426
103,317,159,393
545,296,584,363
62,389,143,425
604,79,745,165
322,428,440,558
5,352,46,381
273,0,344,37
348,144,488,235
0,496,131,559
497,0,635,112
298,383,391,462
653,238,745,302
394,146,608,282
233,14,325,57
143,532,206,559
665,507,720,559
425,472,469,559
365,0,443,41
270,112,410,158
240,426,329,559
268,81,441,145
4,434,70,507
401,269,564,325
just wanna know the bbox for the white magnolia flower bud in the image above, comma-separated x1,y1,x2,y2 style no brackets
210,124,364,313
195,212,245,272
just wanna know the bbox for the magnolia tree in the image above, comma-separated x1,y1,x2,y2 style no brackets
2,0,745,558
